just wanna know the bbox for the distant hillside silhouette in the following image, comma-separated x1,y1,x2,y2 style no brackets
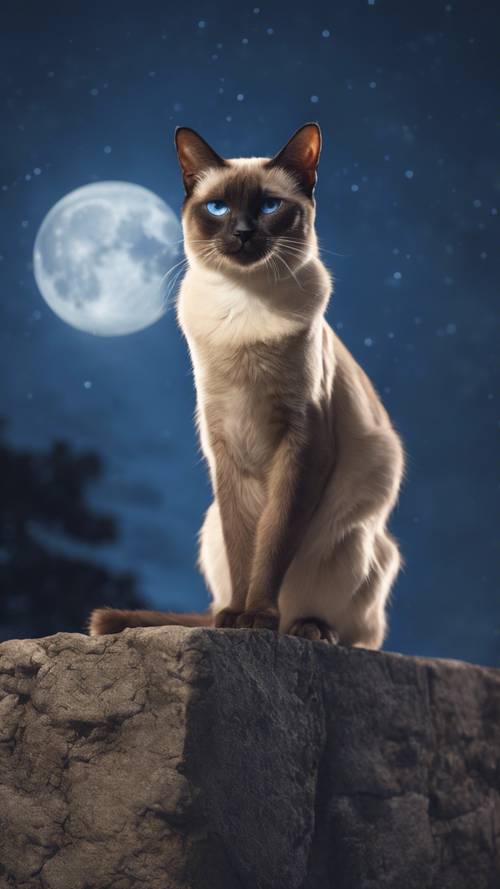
0,420,145,640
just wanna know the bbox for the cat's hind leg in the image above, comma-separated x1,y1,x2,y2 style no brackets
279,525,400,650
337,529,401,650
288,618,339,644
278,524,372,644
197,500,232,616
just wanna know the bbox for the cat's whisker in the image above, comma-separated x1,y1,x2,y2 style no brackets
276,240,305,251
278,245,310,267
279,250,309,269
277,244,306,259
162,247,230,311
161,270,189,308
275,238,309,249
163,267,188,311
263,254,273,283
269,254,281,284
276,240,308,257
211,246,226,275
280,244,314,265
279,236,345,259
159,261,189,296
160,255,189,279
279,244,320,272
274,250,304,290
316,240,348,259
264,253,276,284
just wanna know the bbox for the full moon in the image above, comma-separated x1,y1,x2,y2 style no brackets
33,181,182,336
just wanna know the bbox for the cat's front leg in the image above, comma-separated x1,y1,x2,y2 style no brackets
210,438,259,628
237,417,333,631
215,607,245,628
234,607,280,630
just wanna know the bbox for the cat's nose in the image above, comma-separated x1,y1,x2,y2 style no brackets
236,229,254,244
233,217,256,244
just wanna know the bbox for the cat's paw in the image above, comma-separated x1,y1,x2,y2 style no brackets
287,618,339,644
235,608,279,631
214,608,242,629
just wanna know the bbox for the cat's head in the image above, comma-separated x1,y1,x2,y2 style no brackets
174,123,321,277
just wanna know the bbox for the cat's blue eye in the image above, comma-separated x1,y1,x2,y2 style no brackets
260,197,282,215
206,200,229,216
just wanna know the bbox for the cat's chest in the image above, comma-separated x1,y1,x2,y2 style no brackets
221,389,277,470
202,354,290,474
206,388,280,475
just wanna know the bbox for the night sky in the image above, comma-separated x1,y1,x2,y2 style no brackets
1,0,498,666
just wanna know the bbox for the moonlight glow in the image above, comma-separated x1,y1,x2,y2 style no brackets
33,181,182,336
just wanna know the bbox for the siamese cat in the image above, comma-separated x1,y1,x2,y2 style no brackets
88,122,404,646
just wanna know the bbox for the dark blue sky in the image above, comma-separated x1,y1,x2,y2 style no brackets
1,0,498,665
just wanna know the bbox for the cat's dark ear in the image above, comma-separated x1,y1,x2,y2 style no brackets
266,123,322,197
174,127,227,196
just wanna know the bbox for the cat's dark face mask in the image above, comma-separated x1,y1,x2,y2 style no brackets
175,123,321,274
191,178,306,268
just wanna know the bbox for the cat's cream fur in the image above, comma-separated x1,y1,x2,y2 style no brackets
88,123,404,647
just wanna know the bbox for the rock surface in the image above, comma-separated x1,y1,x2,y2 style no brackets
0,627,498,889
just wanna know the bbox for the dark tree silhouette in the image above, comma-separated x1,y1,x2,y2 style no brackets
0,420,145,640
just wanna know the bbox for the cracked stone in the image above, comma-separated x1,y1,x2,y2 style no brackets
0,627,498,888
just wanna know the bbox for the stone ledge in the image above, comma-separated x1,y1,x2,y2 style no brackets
0,627,498,888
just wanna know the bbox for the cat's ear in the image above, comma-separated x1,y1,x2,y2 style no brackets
266,123,322,197
175,127,227,195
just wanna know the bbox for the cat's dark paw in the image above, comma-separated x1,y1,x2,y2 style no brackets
287,618,339,644
235,608,279,631
214,608,242,629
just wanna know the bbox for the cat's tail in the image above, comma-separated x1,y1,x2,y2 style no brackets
87,607,214,636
